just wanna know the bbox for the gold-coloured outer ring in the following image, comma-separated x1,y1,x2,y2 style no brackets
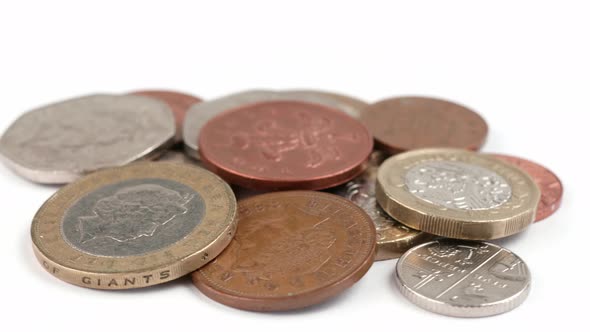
31,162,237,290
375,230,434,261
376,148,540,240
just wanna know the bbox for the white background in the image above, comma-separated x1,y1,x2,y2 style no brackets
0,0,587,330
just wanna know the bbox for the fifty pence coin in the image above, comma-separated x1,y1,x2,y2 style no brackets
183,90,364,159
198,100,373,190
192,191,376,311
129,90,202,142
376,149,540,240
331,151,433,260
361,96,488,154
0,94,175,183
395,240,531,317
31,162,237,289
491,154,563,222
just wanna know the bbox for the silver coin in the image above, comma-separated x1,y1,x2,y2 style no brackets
395,240,531,317
182,89,364,159
156,150,204,168
0,94,175,183
405,160,512,210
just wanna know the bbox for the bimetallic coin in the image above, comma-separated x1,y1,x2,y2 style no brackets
0,94,175,183
183,90,364,159
198,100,373,190
331,152,433,260
361,96,487,154
491,154,563,222
376,149,540,240
395,240,531,317
129,90,202,142
31,162,237,289
192,191,376,311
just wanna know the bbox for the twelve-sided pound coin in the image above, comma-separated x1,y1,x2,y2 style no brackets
376,149,540,240
0,94,176,183
395,240,531,317
31,162,237,289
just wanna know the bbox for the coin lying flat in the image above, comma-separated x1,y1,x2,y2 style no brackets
361,96,488,154
198,100,373,190
331,152,433,260
0,94,175,183
183,90,365,159
395,240,531,317
31,162,237,289
129,90,202,142
376,149,540,240
491,154,563,222
192,191,376,311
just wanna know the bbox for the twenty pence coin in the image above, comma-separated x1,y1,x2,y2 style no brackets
330,152,433,260
192,191,376,311
31,162,237,289
376,149,540,240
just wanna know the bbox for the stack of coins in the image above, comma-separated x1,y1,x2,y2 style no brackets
0,89,563,317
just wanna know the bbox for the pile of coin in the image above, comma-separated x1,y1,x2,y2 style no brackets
0,89,563,317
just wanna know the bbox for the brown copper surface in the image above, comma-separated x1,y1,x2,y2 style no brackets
130,90,202,142
361,96,487,154
192,191,376,311
491,154,563,222
198,101,373,190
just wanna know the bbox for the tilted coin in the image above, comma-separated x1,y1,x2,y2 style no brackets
282,89,368,117
198,100,373,190
395,240,531,317
129,90,202,142
376,149,540,240
157,149,204,168
331,151,433,260
491,153,563,222
31,162,237,289
0,94,175,183
361,96,488,154
192,191,376,311
183,90,364,159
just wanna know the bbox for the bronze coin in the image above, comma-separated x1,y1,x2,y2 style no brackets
129,90,202,142
198,100,373,190
491,154,563,222
192,191,376,311
361,96,488,154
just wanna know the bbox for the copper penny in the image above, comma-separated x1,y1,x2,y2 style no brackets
192,191,376,311
361,96,488,154
129,90,202,142
198,100,373,190
491,154,563,222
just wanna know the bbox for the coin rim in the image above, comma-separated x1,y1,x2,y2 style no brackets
376,148,540,240
31,161,237,289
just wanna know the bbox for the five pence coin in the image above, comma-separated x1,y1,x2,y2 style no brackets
395,240,531,317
